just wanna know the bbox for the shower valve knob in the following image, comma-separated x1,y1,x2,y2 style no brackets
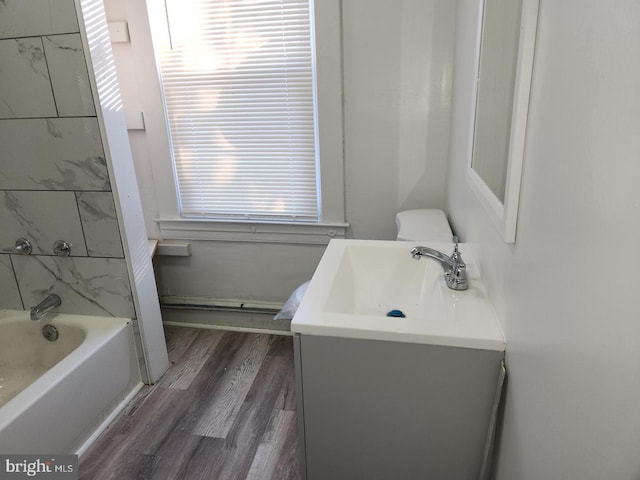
53,240,71,257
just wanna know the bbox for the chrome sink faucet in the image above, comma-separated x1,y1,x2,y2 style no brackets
30,294,62,321
410,237,469,291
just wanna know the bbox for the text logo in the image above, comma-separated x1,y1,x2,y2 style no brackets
0,455,77,480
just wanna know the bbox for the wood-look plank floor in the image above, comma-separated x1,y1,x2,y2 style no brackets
79,326,300,480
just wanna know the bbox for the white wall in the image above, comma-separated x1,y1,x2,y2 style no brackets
447,1,640,478
103,0,456,303
343,0,454,240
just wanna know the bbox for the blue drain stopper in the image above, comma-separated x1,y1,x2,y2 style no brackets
386,309,406,318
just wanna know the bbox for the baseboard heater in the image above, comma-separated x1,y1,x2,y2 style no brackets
160,296,282,316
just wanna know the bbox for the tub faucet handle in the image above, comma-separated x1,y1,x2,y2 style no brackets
3,238,32,255
53,240,71,257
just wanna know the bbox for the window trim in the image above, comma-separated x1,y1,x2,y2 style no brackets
157,218,348,244
141,0,346,240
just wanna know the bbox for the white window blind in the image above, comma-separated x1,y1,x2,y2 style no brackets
157,0,319,222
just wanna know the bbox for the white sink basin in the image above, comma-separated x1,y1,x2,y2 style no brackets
324,243,444,317
291,239,505,351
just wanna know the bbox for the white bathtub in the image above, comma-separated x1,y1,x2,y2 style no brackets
0,309,142,454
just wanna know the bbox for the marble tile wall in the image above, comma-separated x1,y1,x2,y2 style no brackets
0,118,110,190
0,1,134,318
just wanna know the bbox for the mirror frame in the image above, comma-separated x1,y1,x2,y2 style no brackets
466,0,539,243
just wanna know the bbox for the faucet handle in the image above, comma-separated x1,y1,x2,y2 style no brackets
3,238,32,255
451,236,464,265
53,240,71,257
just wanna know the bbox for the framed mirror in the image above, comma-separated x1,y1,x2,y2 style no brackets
466,0,539,243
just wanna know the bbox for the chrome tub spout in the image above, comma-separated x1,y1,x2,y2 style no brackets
30,294,61,321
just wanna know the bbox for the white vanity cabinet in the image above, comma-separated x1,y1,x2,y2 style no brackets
293,334,504,480
290,240,506,479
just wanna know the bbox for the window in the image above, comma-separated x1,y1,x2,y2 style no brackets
141,0,345,241
152,0,319,222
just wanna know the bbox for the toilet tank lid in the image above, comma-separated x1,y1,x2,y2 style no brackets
395,209,453,242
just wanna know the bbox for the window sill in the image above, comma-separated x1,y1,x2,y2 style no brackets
155,218,349,245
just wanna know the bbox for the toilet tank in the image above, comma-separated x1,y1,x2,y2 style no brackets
395,209,453,242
